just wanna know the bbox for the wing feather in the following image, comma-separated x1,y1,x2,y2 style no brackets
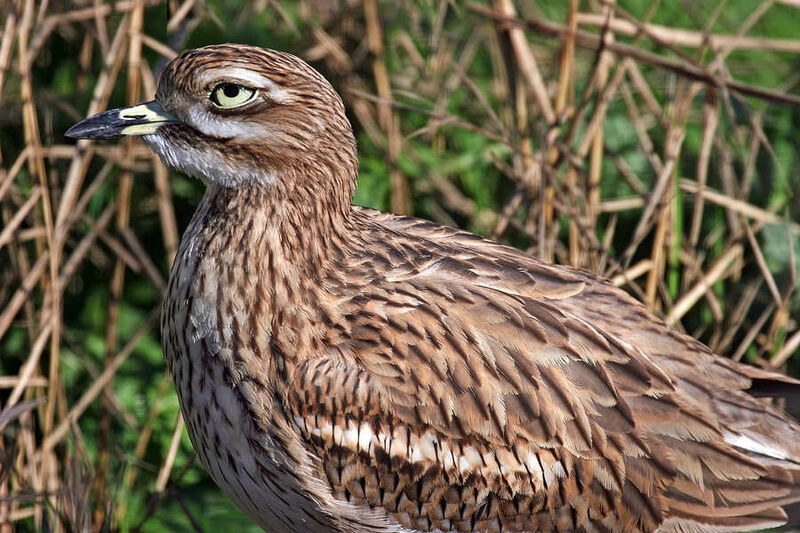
286,209,800,532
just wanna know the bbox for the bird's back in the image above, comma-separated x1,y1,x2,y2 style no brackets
284,206,800,533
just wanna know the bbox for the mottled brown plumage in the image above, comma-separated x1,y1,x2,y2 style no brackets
67,44,800,533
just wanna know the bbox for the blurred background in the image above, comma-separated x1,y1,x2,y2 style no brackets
1,0,799,531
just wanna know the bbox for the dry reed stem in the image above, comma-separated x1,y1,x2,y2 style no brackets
716,280,762,354
154,413,185,493
612,259,653,287
40,310,159,456
0,8,17,105
364,0,409,214
496,0,555,125
0,188,42,250
17,7,60,513
733,303,777,362
0,376,48,388
585,0,614,237
2,316,55,427
468,3,800,107
577,10,800,53
92,5,143,523
556,0,579,265
666,244,744,326
773,329,800,367
54,15,130,242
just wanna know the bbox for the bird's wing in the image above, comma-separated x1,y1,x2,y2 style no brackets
288,211,800,532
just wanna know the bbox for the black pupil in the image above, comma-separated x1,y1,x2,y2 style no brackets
222,84,240,98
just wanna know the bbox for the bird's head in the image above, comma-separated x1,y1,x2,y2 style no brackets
67,44,358,196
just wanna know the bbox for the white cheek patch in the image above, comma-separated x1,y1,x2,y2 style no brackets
144,133,275,188
197,67,291,103
188,106,268,140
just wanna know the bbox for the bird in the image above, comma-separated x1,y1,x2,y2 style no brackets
66,44,800,533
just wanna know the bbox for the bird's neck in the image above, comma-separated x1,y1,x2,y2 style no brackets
167,160,358,382
195,180,353,277
167,180,354,383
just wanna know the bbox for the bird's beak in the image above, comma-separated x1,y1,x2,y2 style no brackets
65,100,176,140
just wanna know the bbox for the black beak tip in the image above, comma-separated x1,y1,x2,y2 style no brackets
65,121,119,140
64,123,84,139
65,108,129,140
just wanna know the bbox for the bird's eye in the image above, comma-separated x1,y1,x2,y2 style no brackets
210,83,257,108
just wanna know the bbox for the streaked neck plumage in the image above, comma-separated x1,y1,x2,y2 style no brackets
164,148,360,379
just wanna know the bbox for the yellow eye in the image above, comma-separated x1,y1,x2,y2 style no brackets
210,83,257,108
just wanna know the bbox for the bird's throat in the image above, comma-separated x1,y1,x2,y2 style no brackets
164,182,350,381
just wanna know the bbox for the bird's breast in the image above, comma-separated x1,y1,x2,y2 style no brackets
161,214,340,532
